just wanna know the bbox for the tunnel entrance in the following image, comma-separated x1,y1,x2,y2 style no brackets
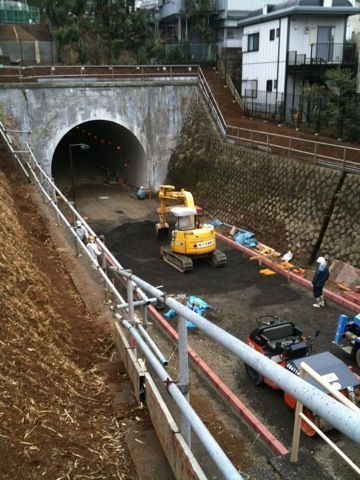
52,120,146,201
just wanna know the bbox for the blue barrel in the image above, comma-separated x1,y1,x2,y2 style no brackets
333,314,349,345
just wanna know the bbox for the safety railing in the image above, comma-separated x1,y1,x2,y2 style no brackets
1,121,360,474
0,64,200,84
291,361,360,475
197,68,360,174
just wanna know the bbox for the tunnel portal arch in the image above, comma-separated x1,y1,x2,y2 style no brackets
52,119,147,196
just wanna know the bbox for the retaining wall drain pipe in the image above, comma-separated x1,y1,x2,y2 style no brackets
121,319,243,480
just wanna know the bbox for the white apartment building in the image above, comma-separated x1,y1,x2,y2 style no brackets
239,0,360,116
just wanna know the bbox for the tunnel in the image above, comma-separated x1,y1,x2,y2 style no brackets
52,120,147,199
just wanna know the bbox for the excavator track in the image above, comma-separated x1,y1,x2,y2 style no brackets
208,249,227,267
161,246,193,273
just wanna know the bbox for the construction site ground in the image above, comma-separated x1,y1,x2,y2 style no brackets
70,171,359,479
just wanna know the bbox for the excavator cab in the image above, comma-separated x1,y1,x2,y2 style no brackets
170,207,215,256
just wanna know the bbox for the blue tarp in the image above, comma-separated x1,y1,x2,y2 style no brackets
233,231,258,247
163,296,211,329
205,219,223,228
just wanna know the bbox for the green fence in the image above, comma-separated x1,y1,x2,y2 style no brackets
0,4,40,24
165,43,216,64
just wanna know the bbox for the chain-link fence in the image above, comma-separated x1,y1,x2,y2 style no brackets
165,43,216,64
0,40,57,65
0,3,40,24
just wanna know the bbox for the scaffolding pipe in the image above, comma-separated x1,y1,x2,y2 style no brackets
121,319,242,480
138,324,168,366
115,298,157,310
178,315,191,446
134,284,152,304
117,270,360,444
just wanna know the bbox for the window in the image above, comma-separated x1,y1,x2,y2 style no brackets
274,79,277,90
243,79,258,98
248,33,259,51
270,29,275,41
276,28,280,37
266,80,273,92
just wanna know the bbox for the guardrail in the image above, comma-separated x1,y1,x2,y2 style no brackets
1,122,360,469
0,64,200,83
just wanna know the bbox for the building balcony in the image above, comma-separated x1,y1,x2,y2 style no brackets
287,43,356,68
158,0,183,20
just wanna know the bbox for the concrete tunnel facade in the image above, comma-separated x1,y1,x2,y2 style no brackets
52,119,147,193
0,82,196,190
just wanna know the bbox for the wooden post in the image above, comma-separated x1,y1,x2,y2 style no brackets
290,366,307,462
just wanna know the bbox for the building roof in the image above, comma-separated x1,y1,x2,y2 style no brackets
238,0,360,27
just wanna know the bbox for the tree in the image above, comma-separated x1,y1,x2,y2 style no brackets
325,68,357,138
183,0,215,42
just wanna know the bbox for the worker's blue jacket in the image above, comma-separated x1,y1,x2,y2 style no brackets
312,264,329,287
137,187,146,199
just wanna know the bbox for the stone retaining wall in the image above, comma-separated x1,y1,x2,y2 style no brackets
167,92,360,267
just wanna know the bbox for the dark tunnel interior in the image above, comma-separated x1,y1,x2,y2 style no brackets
52,120,146,198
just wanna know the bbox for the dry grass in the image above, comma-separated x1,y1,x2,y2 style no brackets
0,149,134,479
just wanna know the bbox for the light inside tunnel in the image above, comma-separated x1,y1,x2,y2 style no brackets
52,120,146,197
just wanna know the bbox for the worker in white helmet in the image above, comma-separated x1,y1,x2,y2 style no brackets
312,256,330,308
86,236,102,265
136,186,146,200
74,220,89,244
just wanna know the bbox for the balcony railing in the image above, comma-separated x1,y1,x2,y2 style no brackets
287,43,355,67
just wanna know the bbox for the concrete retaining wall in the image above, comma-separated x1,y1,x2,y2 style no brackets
167,92,360,267
0,81,196,189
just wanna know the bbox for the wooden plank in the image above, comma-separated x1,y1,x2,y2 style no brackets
113,322,145,402
145,373,206,480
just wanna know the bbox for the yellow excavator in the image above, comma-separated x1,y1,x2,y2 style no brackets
156,185,227,272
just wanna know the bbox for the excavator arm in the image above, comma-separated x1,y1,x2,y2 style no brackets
157,185,195,235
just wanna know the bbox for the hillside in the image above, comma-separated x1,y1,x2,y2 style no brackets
0,145,135,479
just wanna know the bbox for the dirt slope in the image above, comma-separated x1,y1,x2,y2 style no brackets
0,147,135,479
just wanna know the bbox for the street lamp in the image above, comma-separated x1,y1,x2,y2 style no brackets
68,143,90,207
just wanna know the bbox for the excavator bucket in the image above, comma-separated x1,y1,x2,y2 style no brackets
156,222,169,240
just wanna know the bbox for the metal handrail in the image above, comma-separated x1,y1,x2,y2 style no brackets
0,64,200,83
